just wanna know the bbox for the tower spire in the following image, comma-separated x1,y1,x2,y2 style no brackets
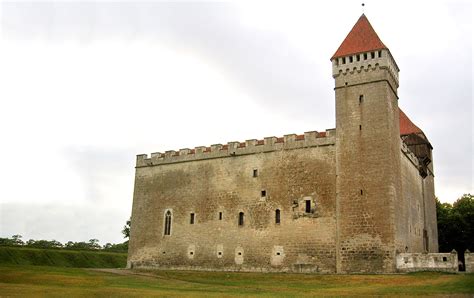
331,14,387,60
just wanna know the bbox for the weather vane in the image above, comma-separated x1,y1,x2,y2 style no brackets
362,3,365,13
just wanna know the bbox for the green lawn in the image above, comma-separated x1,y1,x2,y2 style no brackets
0,265,473,297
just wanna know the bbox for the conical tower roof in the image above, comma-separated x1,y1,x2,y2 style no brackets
331,14,387,60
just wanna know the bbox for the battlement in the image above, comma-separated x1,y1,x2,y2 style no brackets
332,49,399,85
401,140,420,168
136,129,336,167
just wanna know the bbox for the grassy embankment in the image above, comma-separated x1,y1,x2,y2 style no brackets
0,246,127,268
0,265,473,297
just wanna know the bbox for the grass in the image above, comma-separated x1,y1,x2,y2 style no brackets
0,265,473,297
0,246,127,268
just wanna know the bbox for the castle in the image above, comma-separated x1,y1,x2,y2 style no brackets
127,14,439,273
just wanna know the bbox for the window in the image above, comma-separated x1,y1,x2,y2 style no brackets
356,54,360,61
219,212,223,220
342,57,346,64
378,50,382,57
360,189,363,195
443,257,447,262
359,95,364,103
359,125,362,130
164,210,172,235
253,169,258,177
305,200,311,213
349,56,353,63
275,209,281,224
190,213,195,224
363,53,368,60
261,190,266,197
238,212,244,226
371,52,375,59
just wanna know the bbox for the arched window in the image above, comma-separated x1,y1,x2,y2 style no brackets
238,212,244,226
164,210,172,235
275,209,281,224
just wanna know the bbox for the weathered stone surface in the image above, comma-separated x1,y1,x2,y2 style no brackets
396,252,458,272
127,16,438,274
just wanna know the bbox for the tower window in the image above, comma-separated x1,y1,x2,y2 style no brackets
371,52,375,59
359,125,362,130
164,210,172,236
305,200,311,213
238,212,244,226
190,213,195,224
364,53,368,60
219,212,223,220
378,50,382,57
253,169,258,177
356,54,360,61
360,189,363,195
359,95,364,103
342,57,346,64
275,209,281,224
349,56,353,63
261,190,266,197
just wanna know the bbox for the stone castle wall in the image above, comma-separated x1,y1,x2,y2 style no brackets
128,131,339,273
334,63,402,273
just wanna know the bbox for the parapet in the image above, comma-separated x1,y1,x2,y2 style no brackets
136,129,336,167
332,49,399,86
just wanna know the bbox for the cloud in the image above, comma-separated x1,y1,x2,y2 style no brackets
0,202,129,244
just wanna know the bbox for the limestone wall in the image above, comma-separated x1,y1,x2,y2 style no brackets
128,132,337,273
465,250,474,273
398,144,424,253
396,252,458,272
334,63,402,273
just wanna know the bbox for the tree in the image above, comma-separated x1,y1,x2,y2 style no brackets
88,239,101,250
11,234,24,246
122,217,131,239
437,194,473,253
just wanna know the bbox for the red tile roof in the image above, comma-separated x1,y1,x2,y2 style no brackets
332,14,387,60
399,108,423,135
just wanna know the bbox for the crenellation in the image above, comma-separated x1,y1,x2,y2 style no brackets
210,144,222,152
245,139,258,147
284,134,296,142
179,148,190,156
136,131,336,167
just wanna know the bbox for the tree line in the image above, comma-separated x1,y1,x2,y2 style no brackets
0,220,131,252
0,235,128,252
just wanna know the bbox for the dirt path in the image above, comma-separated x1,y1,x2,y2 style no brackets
88,268,158,278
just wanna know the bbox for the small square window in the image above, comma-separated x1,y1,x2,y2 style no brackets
443,257,447,262
261,190,266,197
253,169,258,177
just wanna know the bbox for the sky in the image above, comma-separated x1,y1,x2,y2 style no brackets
0,0,472,245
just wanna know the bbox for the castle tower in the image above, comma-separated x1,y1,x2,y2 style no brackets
332,14,402,273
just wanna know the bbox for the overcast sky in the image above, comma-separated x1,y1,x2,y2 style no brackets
0,1,472,245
